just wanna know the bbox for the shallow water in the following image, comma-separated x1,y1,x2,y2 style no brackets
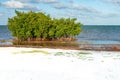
0,25,120,45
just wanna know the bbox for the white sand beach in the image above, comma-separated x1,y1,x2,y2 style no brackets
0,47,120,80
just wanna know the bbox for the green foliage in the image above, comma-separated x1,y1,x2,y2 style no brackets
8,10,82,41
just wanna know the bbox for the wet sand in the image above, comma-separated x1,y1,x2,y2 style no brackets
1,40,120,51
1,44,120,51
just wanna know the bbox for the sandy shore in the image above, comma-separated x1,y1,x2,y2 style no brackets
0,47,120,80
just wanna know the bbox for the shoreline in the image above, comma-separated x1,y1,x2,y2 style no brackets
1,39,120,51
0,44,120,51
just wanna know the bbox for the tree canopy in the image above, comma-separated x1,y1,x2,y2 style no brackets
8,10,82,41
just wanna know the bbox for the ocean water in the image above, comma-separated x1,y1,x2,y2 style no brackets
77,25,120,44
0,25,12,40
0,25,120,44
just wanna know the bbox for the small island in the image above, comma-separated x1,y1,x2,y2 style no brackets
8,10,82,43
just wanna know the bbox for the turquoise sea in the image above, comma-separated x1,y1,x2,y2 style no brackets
0,25,120,45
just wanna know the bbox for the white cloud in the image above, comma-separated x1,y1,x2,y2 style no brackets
1,0,40,10
98,12,120,18
39,0,58,3
67,0,73,4
51,2,101,21
2,1,27,8
52,3,68,9
52,2,99,14
104,0,120,5
13,0,58,3
71,4,99,13
0,13,2,16
105,0,120,3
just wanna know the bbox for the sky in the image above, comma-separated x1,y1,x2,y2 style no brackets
0,0,120,25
